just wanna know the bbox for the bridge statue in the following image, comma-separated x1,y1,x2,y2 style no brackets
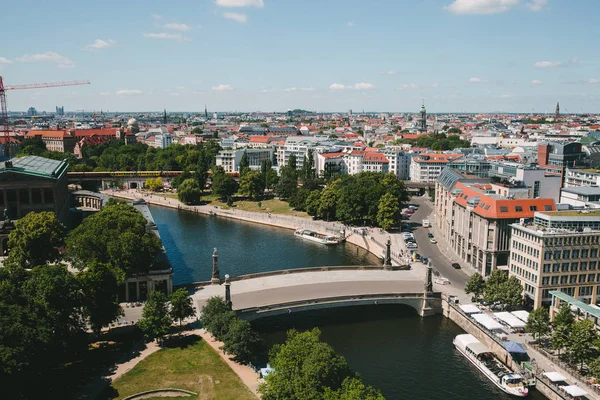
425,262,433,293
211,248,221,284
383,238,392,269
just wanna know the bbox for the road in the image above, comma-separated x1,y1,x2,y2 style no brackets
408,197,470,288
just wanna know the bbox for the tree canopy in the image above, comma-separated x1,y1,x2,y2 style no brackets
177,178,202,204
138,291,172,343
170,288,195,327
525,307,550,341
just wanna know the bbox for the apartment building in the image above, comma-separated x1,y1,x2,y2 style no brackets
489,161,562,202
382,148,411,179
215,148,274,173
564,168,600,187
410,153,462,183
509,210,600,308
435,168,555,277
560,187,600,209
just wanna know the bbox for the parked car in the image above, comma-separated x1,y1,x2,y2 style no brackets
451,263,461,269
428,232,434,238
429,238,437,244
407,242,418,249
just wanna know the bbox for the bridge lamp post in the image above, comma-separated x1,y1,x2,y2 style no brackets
224,274,232,310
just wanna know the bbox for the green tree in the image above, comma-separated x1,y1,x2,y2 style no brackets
260,328,354,400
502,276,524,310
177,178,202,204
447,127,462,134
323,376,384,400
551,324,570,356
16,136,47,156
553,303,575,328
6,211,66,268
376,192,400,231
170,288,195,327
483,269,508,305
138,291,172,343
525,307,550,341
200,296,236,341
288,154,297,170
145,177,164,191
306,190,322,217
239,170,265,200
276,165,298,200
589,356,600,379
567,319,598,369
66,202,162,275
79,262,123,335
239,150,250,178
319,185,338,221
211,166,239,201
221,318,263,363
465,272,485,299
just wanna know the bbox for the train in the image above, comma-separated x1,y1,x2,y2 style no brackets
67,170,240,178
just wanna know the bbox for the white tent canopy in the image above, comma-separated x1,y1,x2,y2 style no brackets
494,312,527,329
560,385,588,397
543,371,567,382
511,310,530,323
472,313,504,331
460,304,481,314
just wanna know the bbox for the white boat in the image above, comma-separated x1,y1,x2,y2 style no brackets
294,228,340,245
454,334,528,397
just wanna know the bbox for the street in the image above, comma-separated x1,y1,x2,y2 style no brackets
406,197,470,288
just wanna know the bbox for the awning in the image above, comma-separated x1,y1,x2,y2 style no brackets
495,312,526,329
543,371,567,382
460,304,481,314
504,341,527,354
472,313,504,331
560,385,588,397
511,310,530,323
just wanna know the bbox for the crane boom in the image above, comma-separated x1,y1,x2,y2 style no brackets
3,80,90,91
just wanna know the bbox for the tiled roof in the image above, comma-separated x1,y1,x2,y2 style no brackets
320,152,343,159
249,136,272,143
27,129,70,138
363,152,389,163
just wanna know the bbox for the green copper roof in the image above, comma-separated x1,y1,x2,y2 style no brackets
0,156,69,180
549,290,600,319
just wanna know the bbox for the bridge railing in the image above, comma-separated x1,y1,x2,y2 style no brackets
237,292,441,315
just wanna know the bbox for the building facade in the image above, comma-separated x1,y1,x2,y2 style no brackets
410,153,462,183
215,148,274,173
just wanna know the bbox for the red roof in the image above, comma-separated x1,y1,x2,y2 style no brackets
27,129,70,139
401,133,419,140
73,128,119,137
320,152,343,159
454,182,556,219
413,153,462,163
249,136,272,143
363,152,389,163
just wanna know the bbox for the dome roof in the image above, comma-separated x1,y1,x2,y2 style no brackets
127,118,138,126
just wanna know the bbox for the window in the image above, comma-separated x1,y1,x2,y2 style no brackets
515,206,523,212
554,251,561,259
485,205,490,210
591,261,597,270
551,276,559,285
562,263,570,272
544,251,552,260
592,249,598,258
544,205,553,211
542,277,549,285
571,262,579,272
581,262,588,271
529,205,538,211
573,249,580,258
579,274,586,283
543,263,551,273
563,250,571,259
589,274,596,283
582,249,589,258
553,263,560,272
570,275,577,284
560,276,568,284
500,206,508,212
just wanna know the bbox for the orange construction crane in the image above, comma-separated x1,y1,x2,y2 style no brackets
0,76,90,157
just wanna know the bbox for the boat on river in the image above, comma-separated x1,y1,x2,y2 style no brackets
454,334,528,397
294,228,340,245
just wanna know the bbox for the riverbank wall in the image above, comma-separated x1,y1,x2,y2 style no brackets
104,191,391,263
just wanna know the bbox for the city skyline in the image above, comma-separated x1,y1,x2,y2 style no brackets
1,0,599,112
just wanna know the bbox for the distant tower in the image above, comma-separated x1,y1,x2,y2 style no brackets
205,105,208,120
419,101,427,131
555,102,560,119
163,109,167,125
348,109,352,117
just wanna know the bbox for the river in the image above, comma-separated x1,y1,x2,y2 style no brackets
150,205,546,400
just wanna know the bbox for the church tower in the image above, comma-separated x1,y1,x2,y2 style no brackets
555,102,560,120
419,101,427,131
205,105,208,120
163,109,167,125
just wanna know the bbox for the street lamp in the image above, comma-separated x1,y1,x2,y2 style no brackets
224,274,232,309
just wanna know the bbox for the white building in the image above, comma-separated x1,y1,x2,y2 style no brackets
560,187,600,209
215,148,274,173
382,147,411,179
410,153,462,183
155,132,173,149
564,168,600,188
489,162,562,203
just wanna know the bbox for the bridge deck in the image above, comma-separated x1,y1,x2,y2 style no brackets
191,269,425,311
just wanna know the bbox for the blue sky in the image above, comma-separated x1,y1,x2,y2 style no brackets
0,0,598,113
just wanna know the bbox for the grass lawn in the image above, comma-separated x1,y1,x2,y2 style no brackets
110,335,256,400
204,195,310,218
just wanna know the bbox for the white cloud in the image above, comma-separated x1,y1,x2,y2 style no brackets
116,89,144,96
16,51,75,67
329,83,348,90
283,87,297,92
143,32,188,40
212,84,233,91
164,23,190,31
346,21,354,27
353,82,374,90
84,39,116,50
526,0,547,11
0,57,13,64
301,87,315,91
223,12,247,23
385,70,397,75
216,0,264,7
531,79,543,85
445,0,520,15
534,61,561,68
589,79,599,84
152,14,162,19
469,77,488,83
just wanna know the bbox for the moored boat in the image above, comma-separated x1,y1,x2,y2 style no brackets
454,334,528,397
294,228,340,245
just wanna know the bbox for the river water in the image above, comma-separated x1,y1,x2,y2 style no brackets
150,206,546,400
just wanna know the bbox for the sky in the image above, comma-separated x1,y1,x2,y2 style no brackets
0,0,599,113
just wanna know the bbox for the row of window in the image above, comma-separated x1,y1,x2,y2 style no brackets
541,286,598,300
512,241,541,258
543,248,599,260
544,235,600,246
543,261,598,273
511,253,539,271
511,264,539,283
542,274,600,286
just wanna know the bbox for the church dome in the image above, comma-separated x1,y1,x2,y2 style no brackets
127,118,139,127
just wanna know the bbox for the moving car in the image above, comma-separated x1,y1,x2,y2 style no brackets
428,232,434,238
452,263,461,269
429,238,437,244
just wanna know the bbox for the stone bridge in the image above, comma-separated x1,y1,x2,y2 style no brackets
186,266,442,318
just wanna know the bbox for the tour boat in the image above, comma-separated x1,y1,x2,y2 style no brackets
294,228,340,245
454,334,528,397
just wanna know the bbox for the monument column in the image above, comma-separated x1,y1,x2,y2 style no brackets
211,248,221,284
384,238,393,270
